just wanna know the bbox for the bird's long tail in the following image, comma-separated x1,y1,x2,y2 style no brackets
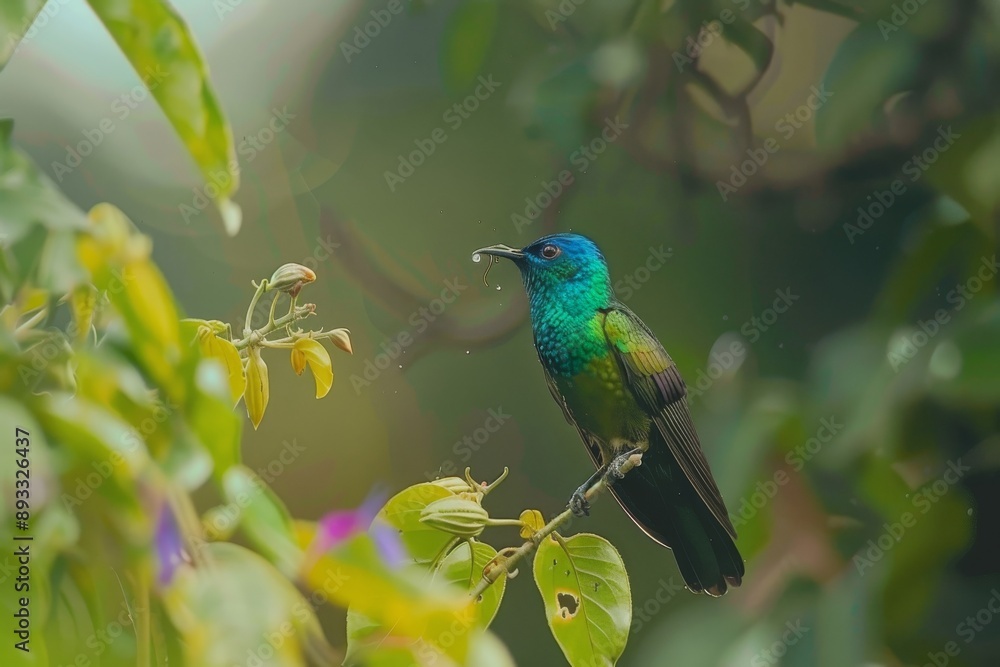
608,433,744,596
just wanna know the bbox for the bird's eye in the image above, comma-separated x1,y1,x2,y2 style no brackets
540,244,560,259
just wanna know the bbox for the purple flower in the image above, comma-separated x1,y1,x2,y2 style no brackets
312,487,407,567
155,503,188,587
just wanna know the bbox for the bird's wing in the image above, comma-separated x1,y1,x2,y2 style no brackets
602,305,737,539
536,350,605,470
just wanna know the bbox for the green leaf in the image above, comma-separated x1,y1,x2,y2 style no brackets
85,0,241,233
441,0,498,92
533,533,631,667
379,482,460,564
187,356,242,476
297,528,476,665
928,307,1000,405
222,465,302,576
0,120,88,252
924,117,1000,232
814,23,919,149
434,541,505,628
0,0,46,72
35,395,149,528
164,542,327,666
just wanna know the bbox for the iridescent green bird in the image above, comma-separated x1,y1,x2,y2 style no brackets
474,233,744,596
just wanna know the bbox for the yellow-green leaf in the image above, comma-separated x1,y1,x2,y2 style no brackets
78,204,185,400
223,465,301,576
292,338,333,398
519,509,545,539
68,284,98,343
198,331,246,407
379,483,458,564
533,533,631,667
0,0,46,72
295,525,475,665
245,347,268,429
434,541,505,628
86,0,241,234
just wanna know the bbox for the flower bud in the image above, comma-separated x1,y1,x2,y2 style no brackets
327,328,353,355
429,477,474,495
419,496,489,538
267,263,316,297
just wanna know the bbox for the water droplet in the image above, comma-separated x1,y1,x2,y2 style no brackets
722,315,729,321
472,253,482,263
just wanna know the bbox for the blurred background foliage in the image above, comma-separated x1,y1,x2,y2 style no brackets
2,0,1000,665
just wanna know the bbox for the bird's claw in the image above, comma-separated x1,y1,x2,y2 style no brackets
568,488,590,517
607,449,642,484
607,455,629,482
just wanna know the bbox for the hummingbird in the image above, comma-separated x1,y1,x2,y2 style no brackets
473,233,744,596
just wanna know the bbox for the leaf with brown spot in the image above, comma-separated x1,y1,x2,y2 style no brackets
533,533,631,667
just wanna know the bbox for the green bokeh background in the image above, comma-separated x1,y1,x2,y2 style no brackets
3,0,1000,664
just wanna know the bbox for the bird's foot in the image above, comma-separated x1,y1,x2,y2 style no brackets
607,449,643,483
568,485,591,517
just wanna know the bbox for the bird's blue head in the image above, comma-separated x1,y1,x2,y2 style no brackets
473,233,614,313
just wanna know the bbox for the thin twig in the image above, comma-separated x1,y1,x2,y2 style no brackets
233,303,315,350
468,453,642,600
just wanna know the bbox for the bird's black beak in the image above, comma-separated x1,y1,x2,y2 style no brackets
472,244,525,261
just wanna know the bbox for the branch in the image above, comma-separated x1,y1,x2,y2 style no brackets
469,453,642,600
233,302,315,350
